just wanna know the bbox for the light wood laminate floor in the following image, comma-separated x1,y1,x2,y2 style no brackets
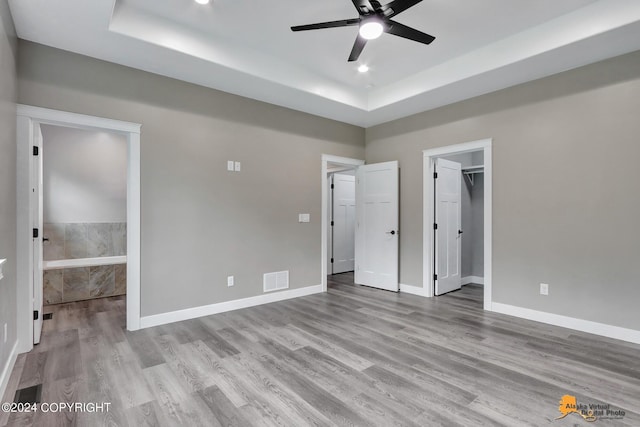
2,273,639,426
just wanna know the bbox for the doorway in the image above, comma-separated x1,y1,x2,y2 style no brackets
321,155,400,293
16,105,141,353
432,151,484,295
321,155,364,292
423,139,493,309
37,125,128,343
327,168,357,275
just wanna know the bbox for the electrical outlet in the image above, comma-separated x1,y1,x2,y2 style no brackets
227,276,234,287
540,283,549,295
234,161,241,172
227,160,234,171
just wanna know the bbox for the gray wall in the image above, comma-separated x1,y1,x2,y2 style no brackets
366,50,640,330
0,0,17,387
41,125,127,223
18,41,365,317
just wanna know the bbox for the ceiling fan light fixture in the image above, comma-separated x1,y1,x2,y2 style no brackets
194,0,210,4
359,21,383,40
357,64,369,73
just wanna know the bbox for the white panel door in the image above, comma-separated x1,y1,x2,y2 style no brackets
332,174,356,274
435,158,462,295
33,124,44,344
355,161,399,292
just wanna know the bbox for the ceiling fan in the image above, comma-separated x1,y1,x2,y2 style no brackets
291,0,435,62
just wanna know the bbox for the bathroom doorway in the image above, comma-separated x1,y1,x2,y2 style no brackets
17,106,141,352
39,125,128,340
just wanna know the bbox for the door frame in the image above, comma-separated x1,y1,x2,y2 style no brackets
321,154,364,292
423,139,493,310
16,105,142,353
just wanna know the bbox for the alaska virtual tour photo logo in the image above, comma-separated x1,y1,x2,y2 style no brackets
556,395,626,423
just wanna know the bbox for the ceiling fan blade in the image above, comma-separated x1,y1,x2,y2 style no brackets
348,35,368,62
291,18,360,32
368,0,383,12
381,0,423,17
351,0,374,15
386,20,435,45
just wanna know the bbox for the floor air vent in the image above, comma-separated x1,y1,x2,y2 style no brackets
263,270,289,293
43,313,53,320
13,384,42,404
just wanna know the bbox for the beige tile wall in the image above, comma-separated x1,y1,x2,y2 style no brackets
43,222,127,304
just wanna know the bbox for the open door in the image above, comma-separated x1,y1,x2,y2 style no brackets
33,124,44,344
355,161,399,292
434,158,462,295
331,174,356,274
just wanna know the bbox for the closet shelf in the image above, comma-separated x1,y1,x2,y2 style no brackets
462,165,484,185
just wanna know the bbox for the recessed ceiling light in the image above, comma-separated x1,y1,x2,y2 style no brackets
358,64,369,73
194,0,210,4
359,20,383,40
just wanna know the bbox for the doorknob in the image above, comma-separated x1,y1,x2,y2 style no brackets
386,230,396,235
458,230,463,235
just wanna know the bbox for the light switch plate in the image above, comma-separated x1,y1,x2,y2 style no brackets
299,213,310,223
234,161,241,172
227,161,234,171
540,283,549,295
227,276,234,287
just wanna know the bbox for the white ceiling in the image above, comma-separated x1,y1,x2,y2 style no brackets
9,0,640,127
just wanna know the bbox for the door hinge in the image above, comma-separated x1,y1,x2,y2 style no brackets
33,146,39,156
33,310,39,320
433,172,438,179
330,184,334,189
433,274,438,281
33,228,39,238
330,258,334,263
330,221,334,226
433,223,438,230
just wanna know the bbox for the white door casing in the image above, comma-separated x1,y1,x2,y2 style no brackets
355,161,399,292
33,124,44,344
327,175,333,274
435,158,462,295
331,173,356,274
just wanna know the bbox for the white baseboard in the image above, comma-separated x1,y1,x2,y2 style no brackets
462,276,484,285
491,302,640,345
400,283,429,297
140,284,323,329
0,340,19,402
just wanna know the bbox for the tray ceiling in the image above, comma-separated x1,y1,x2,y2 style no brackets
9,0,640,126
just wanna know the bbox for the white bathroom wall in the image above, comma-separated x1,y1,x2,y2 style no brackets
41,125,127,223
